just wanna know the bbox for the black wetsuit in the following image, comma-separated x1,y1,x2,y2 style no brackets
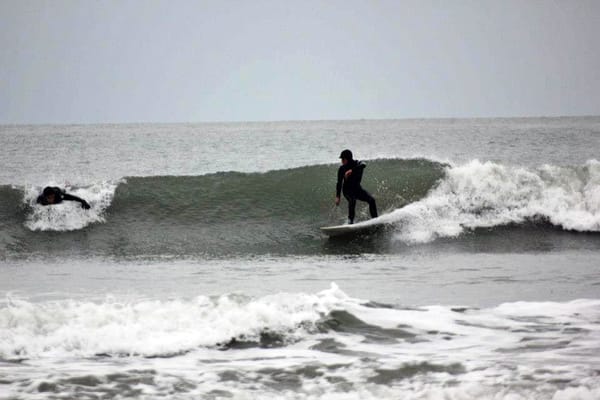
36,186,90,209
336,160,378,223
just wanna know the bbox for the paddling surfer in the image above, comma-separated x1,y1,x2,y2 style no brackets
36,186,91,209
335,149,377,224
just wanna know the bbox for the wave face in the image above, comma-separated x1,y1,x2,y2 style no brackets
0,159,443,257
1,158,599,258
2,285,600,399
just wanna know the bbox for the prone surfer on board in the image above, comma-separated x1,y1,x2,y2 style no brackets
36,186,91,209
335,149,377,224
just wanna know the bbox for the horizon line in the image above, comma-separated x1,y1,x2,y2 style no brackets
1,114,599,127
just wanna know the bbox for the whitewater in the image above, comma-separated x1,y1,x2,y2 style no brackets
1,117,599,399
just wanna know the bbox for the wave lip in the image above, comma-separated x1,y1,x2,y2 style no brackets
23,181,119,231
386,159,600,243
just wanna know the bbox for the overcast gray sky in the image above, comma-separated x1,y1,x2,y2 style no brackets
1,0,599,124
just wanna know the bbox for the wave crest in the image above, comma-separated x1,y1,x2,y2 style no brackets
388,159,600,243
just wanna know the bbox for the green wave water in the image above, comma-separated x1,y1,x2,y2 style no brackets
0,159,445,258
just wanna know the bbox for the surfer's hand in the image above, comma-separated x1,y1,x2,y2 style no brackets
344,169,352,178
81,201,91,210
335,197,340,206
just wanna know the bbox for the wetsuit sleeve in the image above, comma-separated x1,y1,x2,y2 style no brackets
336,166,344,197
355,161,366,180
62,193,91,209
36,195,46,205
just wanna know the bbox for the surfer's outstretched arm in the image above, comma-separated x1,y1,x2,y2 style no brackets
63,193,91,209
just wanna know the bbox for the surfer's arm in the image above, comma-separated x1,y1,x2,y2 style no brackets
353,161,366,172
344,161,365,178
336,167,344,197
63,193,91,209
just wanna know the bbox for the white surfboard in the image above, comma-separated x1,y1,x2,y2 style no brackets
320,219,386,237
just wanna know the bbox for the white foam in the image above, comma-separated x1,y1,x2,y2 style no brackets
23,181,120,231
1,285,599,399
0,283,349,359
381,159,600,243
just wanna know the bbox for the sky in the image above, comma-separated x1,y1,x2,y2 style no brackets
1,0,599,124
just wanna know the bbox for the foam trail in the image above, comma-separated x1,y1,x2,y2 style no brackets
383,159,600,243
23,181,120,231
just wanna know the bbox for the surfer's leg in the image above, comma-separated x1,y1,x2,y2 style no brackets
356,189,378,218
345,194,356,224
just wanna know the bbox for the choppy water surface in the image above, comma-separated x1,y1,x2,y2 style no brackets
1,117,599,399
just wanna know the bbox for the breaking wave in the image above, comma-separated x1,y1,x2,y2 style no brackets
384,159,600,243
0,158,598,257
1,284,600,400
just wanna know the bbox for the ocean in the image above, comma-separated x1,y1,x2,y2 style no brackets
1,117,599,399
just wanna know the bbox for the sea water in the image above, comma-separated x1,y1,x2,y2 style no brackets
1,118,599,399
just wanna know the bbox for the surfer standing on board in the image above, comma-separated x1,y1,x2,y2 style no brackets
335,149,378,224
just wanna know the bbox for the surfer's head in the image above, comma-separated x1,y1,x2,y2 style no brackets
43,187,57,204
42,187,61,204
339,149,353,164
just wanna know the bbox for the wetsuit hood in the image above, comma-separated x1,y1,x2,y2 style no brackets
339,149,353,160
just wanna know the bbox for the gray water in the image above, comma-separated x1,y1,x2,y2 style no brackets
2,117,598,185
1,117,599,400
